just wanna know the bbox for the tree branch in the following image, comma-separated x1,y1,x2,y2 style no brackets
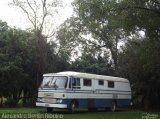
122,6,160,16
26,0,37,29
12,0,35,28
40,0,47,31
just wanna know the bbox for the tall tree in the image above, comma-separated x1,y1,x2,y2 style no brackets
72,0,126,71
11,0,62,87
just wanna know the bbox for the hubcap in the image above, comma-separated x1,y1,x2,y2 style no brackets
111,102,116,112
72,103,75,110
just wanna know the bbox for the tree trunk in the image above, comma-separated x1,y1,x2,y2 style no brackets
36,30,47,88
110,48,118,72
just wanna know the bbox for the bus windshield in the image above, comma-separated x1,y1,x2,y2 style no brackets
40,76,68,89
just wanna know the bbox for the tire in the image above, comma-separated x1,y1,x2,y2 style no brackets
111,101,116,112
68,101,76,113
47,107,53,113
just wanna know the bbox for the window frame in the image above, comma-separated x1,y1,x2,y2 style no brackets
108,81,114,88
83,78,92,87
69,77,81,89
98,80,104,86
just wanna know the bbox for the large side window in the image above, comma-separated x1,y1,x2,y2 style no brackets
83,79,92,86
98,80,104,86
70,77,80,89
108,81,114,88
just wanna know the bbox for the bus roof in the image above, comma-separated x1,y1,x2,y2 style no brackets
43,71,129,82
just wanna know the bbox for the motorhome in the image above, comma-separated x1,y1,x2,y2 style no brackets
36,71,132,113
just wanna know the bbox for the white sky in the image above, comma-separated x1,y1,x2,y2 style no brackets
0,0,74,30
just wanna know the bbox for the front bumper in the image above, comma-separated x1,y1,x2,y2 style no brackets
36,102,67,108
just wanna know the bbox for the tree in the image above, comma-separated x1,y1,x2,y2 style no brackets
118,38,160,109
111,0,160,109
0,20,10,106
0,20,38,106
71,0,127,71
11,0,62,87
56,17,81,60
0,20,71,107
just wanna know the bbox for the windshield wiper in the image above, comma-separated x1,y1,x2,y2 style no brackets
50,79,58,89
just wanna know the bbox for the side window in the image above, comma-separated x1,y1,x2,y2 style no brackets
108,81,114,88
83,79,92,86
98,80,104,86
71,77,81,89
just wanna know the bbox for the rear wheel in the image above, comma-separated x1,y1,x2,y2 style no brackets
111,101,116,112
47,107,53,113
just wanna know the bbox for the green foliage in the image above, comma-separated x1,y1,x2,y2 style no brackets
116,0,160,36
0,20,37,106
118,39,160,109
4,99,18,107
69,53,114,76
72,0,128,70
0,20,70,107
56,17,83,59
45,41,70,73
112,0,160,109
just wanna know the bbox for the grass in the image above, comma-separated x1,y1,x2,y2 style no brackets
0,108,159,119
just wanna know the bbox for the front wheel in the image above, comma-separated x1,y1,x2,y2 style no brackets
111,101,116,112
68,101,76,113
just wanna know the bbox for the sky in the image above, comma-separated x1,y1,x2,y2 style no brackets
0,0,74,30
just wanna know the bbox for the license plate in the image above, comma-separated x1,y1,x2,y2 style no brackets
44,98,56,103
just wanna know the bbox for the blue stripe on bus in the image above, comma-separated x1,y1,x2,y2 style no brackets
58,99,131,108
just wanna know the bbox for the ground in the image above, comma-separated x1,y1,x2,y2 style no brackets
0,108,159,119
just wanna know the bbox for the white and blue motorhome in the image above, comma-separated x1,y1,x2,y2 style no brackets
36,71,132,112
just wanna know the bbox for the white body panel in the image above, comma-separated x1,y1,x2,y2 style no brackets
36,102,67,108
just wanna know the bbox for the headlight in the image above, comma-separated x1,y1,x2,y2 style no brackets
37,98,42,102
56,99,62,103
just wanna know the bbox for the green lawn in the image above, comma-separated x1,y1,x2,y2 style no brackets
0,108,159,119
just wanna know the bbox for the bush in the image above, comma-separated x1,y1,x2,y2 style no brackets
4,99,18,107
